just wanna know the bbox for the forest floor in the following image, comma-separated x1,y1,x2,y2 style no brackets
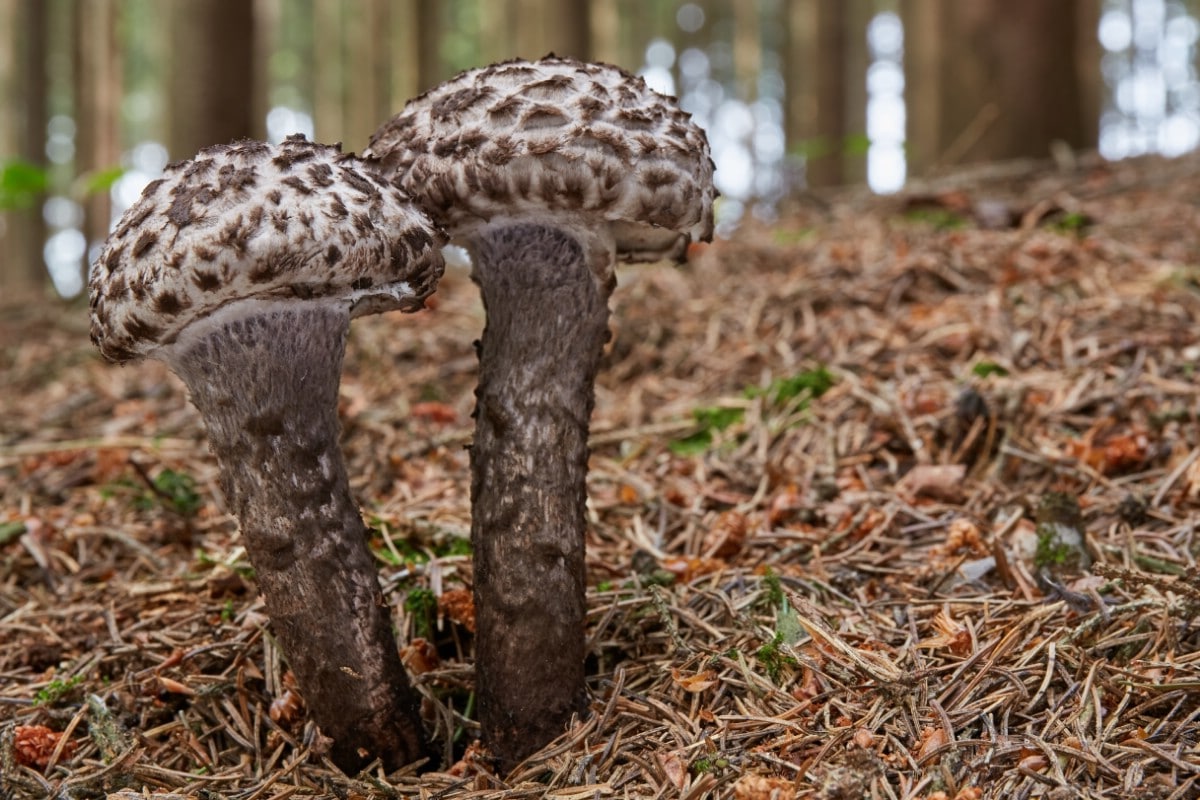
4,151,1200,800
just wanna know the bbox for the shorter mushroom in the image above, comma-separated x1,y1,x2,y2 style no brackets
366,56,715,769
89,135,445,771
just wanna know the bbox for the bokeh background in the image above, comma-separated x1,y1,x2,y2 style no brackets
1,0,1196,298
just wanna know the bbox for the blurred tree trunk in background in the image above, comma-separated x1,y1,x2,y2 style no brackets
0,2,14,164
254,0,280,148
733,0,761,101
344,0,389,151
74,0,121,263
388,0,419,112
316,1,439,148
589,0,619,65
1074,0,1104,148
416,0,445,91
479,0,517,66
784,0,869,188
1,0,49,297
312,0,344,143
166,0,260,160
591,0,652,70
515,0,590,61
903,0,1098,175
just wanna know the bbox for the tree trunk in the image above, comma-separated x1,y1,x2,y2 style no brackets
469,223,607,772
253,0,279,143
903,0,1095,175
312,0,344,144
73,0,121,273
589,0,620,66
383,0,441,123
345,0,389,152
786,0,843,187
416,0,444,91
732,0,760,102
784,0,872,188
166,0,259,159
389,0,421,111
479,0,516,66
0,0,48,297
1073,0,1103,149
515,0,590,61
839,1,869,186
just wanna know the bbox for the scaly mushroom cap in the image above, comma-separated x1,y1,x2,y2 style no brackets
365,55,715,265
89,135,446,363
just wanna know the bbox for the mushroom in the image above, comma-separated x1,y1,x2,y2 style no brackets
365,56,714,768
88,135,445,771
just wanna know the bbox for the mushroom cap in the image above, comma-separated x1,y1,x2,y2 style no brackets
364,55,715,265
89,135,446,363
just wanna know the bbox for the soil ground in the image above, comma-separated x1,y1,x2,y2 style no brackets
4,151,1200,798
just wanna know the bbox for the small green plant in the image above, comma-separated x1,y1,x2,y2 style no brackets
1046,211,1089,235
1034,528,1072,566
1033,492,1089,571
438,536,473,557
0,520,26,546
772,227,815,246
220,599,235,623
669,405,745,456
194,548,255,579
0,159,124,210
747,366,836,407
79,165,125,196
671,368,836,456
35,674,83,706
691,756,730,773
637,569,677,588
903,207,968,231
756,632,798,682
759,568,785,610
789,132,871,161
404,587,438,639
971,361,1010,379
709,647,741,667
133,468,203,517
372,540,423,566
0,159,49,209
371,526,471,565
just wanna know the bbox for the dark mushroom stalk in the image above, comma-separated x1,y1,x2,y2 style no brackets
89,136,445,771
468,222,610,761
366,57,715,770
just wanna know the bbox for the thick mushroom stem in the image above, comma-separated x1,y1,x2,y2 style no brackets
168,301,427,771
468,223,611,770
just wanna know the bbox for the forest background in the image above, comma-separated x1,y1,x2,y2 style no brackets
1,0,1182,298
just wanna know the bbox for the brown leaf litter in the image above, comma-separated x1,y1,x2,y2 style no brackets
4,151,1200,798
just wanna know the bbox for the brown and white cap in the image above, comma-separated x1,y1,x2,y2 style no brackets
89,135,446,363
365,56,714,275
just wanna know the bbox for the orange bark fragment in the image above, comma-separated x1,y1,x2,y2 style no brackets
438,587,476,632
14,725,75,770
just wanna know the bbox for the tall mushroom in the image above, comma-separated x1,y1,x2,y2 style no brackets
365,56,715,769
88,135,445,771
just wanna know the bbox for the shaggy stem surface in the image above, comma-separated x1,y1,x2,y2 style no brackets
171,304,427,771
470,223,611,771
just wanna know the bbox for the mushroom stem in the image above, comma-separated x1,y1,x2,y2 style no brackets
169,301,427,771
468,223,610,770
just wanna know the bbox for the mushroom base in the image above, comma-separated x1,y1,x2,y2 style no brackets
469,223,610,771
169,302,427,771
